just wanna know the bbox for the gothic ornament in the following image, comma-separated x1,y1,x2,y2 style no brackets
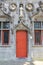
39,1,43,7
25,3,34,11
39,1,43,11
2,2,9,14
9,3,17,11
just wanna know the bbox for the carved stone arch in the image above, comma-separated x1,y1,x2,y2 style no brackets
32,11,43,21
0,15,11,22
15,23,29,58
15,22,31,34
14,22,31,58
0,9,11,22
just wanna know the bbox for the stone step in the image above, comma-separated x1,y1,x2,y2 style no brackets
0,61,32,65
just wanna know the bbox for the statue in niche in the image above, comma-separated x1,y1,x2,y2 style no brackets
19,4,24,18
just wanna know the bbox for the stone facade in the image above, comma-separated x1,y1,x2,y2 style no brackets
0,0,43,61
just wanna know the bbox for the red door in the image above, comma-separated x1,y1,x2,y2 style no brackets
16,30,28,58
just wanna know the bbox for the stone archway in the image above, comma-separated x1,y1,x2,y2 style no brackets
15,23,31,58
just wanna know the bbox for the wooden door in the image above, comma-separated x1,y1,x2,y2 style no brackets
16,30,28,58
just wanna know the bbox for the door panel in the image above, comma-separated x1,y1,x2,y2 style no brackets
16,30,28,58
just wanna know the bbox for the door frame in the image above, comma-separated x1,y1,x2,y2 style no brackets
16,30,28,58
14,28,32,61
